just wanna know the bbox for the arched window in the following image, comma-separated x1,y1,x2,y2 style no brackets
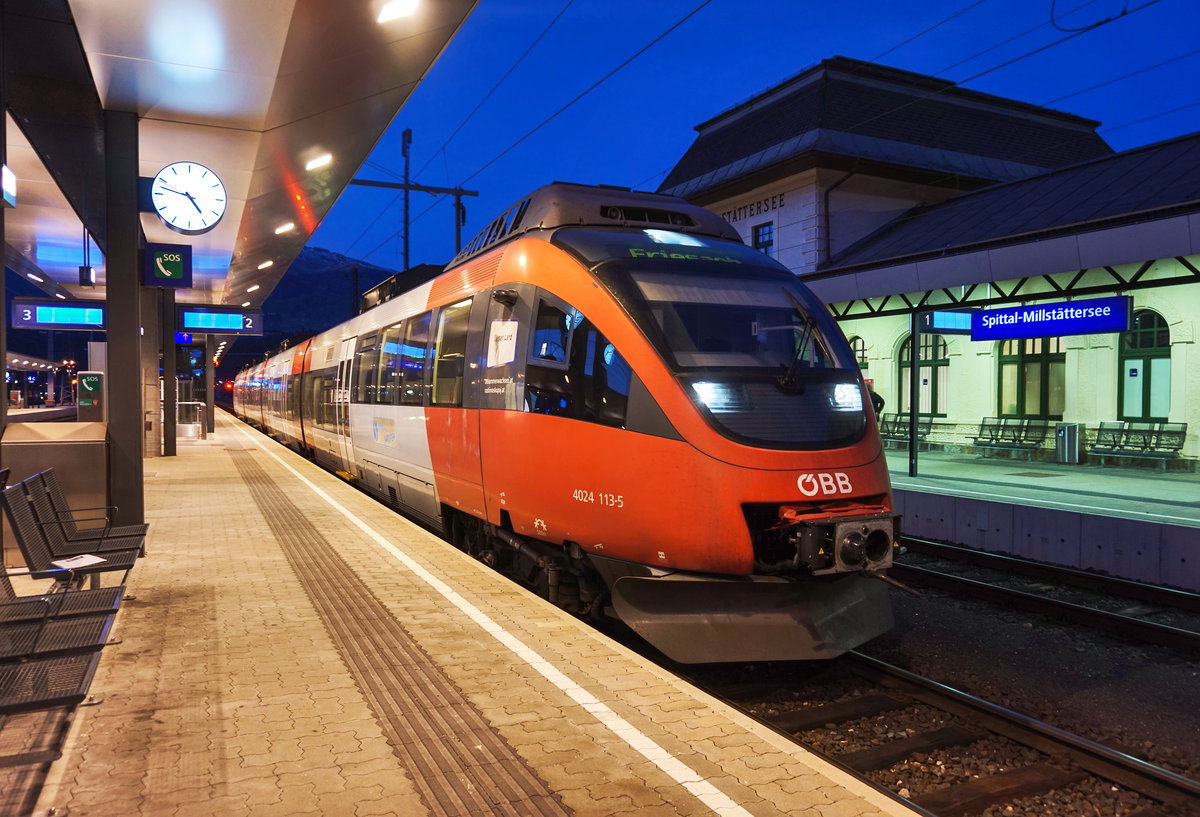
1119,309,1170,421
997,337,1065,419
848,336,868,370
898,333,948,416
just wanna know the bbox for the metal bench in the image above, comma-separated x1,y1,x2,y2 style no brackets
1090,421,1188,471
1,484,138,586
879,413,932,447
973,417,1051,460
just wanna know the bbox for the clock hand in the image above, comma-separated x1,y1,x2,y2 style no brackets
183,191,203,213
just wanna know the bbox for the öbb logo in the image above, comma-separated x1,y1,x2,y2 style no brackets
797,472,852,497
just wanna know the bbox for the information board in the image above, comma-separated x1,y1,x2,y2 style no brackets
177,305,263,335
12,299,105,331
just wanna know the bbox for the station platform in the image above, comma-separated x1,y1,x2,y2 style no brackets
7,411,916,817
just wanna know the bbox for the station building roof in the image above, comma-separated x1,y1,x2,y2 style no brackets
820,130,1200,274
658,56,1113,204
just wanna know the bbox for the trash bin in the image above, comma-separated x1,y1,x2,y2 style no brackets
1,421,108,567
1056,422,1080,464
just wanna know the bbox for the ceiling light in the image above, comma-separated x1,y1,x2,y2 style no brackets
247,284,260,293
241,301,251,308
275,222,295,234
55,293,66,300
305,153,332,171
257,260,273,270
378,0,418,22
26,273,43,283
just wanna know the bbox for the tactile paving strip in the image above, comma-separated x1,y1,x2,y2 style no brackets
231,451,571,817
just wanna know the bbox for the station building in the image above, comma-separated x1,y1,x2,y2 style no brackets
660,57,1198,469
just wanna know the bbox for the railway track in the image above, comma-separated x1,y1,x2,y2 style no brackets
890,538,1200,655
693,652,1200,817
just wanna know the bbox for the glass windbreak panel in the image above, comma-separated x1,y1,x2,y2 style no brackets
1150,357,1171,417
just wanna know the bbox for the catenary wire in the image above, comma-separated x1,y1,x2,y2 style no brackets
872,0,990,62
346,2,575,257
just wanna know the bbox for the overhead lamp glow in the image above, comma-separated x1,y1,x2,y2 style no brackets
305,153,332,171
274,222,295,235
26,273,43,283
257,260,274,270
378,0,418,22
247,284,260,293
55,293,66,300
241,301,251,308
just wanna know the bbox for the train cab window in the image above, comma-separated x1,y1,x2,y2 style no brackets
353,333,379,403
400,312,432,406
433,299,472,406
377,323,404,405
526,295,630,427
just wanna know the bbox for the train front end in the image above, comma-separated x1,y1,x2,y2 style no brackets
549,226,898,663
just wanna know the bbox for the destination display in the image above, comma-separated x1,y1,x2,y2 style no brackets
971,296,1131,341
12,298,105,331
177,305,263,335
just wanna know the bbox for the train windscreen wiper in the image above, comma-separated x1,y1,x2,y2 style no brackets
777,290,819,393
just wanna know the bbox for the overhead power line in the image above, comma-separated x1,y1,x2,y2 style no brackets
872,0,989,62
457,0,713,187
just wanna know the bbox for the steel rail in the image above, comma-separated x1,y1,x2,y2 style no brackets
843,651,1200,810
900,537,1200,613
888,561,1200,655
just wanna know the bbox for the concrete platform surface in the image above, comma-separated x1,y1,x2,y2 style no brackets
19,412,917,817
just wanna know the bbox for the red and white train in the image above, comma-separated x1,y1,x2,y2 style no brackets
233,183,898,663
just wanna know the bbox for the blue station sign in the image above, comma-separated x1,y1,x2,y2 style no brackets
971,296,1131,341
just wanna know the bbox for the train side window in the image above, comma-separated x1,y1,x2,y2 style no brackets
433,299,472,406
529,299,573,366
377,322,404,405
353,333,379,404
400,312,431,406
525,295,630,428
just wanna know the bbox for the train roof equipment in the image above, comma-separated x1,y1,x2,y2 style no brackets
449,182,743,268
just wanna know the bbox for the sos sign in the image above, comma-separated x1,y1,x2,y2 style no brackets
144,243,193,288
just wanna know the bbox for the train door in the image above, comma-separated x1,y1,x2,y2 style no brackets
333,337,356,473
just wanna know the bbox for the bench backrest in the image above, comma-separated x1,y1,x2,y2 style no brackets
1,483,54,572
1155,422,1188,453
1095,421,1124,448
1123,421,1157,451
1022,419,1050,444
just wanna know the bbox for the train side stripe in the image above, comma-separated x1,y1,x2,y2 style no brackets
230,419,756,817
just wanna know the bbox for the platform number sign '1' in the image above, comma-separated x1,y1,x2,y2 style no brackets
144,243,193,289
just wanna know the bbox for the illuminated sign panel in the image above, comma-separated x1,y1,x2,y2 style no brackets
12,299,105,331
920,311,972,335
971,296,1131,341
144,243,193,288
177,305,262,335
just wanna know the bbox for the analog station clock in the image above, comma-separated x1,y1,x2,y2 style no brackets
150,161,227,235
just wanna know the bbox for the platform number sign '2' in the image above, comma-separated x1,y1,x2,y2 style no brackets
144,243,193,289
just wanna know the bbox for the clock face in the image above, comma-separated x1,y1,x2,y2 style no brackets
150,162,227,235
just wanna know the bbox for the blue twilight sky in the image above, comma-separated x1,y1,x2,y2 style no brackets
310,0,1200,271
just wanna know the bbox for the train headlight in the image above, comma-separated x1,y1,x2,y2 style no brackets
692,381,751,414
829,383,863,412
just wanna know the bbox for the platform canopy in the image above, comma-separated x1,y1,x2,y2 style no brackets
5,0,476,312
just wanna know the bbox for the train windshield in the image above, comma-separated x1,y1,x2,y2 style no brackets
553,227,868,449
